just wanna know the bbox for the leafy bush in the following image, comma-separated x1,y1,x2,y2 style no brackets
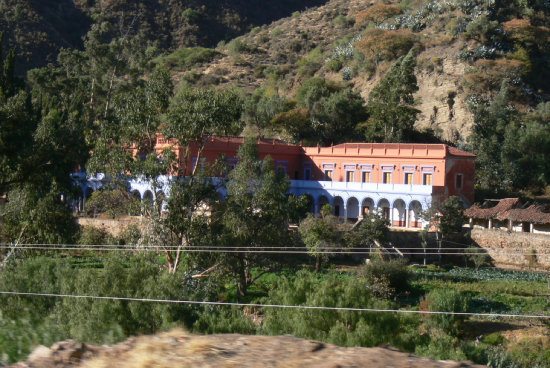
192,307,257,334
0,313,64,364
360,258,411,297
227,38,251,55
297,48,325,78
181,8,201,22
154,47,221,71
333,15,354,28
325,58,343,72
0,254,224,359
421,289,471,336
261,270,411,348
355,29,419,62
85,189,141,218
355,4,403,26
78,225,114,245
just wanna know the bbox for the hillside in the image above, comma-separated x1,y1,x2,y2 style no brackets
165,0,549,143
0,0,329,73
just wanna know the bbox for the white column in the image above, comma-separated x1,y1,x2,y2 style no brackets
405,205,410,228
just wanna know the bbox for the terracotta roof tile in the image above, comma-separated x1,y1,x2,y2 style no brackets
447,146,476,157
464,198,520,219
465,198,550,224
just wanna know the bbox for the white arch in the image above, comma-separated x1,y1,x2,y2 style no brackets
392,199,407,227
409,200,423,228
333,196,345,218
346,197,360,219
361,197,375,217
377,198,390,220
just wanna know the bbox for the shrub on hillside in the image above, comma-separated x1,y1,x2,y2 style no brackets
360,258,411,298
261,270,411,348
78,225,114,246
354,4,403,27
154,47,221,71
355,29,419,63
420,289,471,336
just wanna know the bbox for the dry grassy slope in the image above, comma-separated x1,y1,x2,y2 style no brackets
184,0,477,142
12,329,487,368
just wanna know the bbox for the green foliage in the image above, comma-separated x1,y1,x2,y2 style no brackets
154,48,221,71
181,8,201,22
361,49,420,143
164,87,243,149
361,258,411,298
346,212,389,248
242,87,289,132
466,82,550,192
78,226,114,246
333,15,354,28
298,213,342,271
325,58,343,72
421,289,471,336
0,312,64,364
261,270,412,348
192,307,257,334
1,188,79,246
0,254,223,355
222,137,298,298
227,38,250,55
295,77,367,144
85,189,141,218
465,246,490,270
297,48,325,78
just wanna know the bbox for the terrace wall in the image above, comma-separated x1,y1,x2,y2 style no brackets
471,228,550,271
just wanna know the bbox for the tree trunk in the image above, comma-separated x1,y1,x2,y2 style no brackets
315,257,321,273
237,257,248,300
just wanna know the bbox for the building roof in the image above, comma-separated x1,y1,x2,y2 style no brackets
499,204,550,224
464,198,520,219
303,142,476,159
465,198,550,224
447,146,477,158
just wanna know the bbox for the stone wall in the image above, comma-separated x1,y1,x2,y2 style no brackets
77,216,143,238
470,228,550,271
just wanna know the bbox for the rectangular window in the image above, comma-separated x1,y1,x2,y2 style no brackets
277,166,286,176
304,168,311,180
404,172,413,184
362,171,371,183
324,170,333,181
346,171,354,182
456,174,463,189
382,172,392,184
423,173,433,185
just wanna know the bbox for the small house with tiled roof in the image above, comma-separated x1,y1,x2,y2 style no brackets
465,198,550,234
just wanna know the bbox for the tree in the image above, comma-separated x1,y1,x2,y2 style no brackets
221,137,302,298
361,49,420,143
298,213,341,272
468,82,519,192
421,196,466,264
163,87,243,175
346,212,389,250
294,77,367,145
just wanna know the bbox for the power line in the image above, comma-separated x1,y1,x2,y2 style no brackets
0,290,548,319
0,246,543,256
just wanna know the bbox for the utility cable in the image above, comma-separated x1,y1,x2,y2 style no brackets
0,291,548,319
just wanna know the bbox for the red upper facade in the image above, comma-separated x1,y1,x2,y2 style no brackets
149,135,476,204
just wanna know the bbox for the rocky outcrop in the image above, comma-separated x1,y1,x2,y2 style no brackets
11,329,486,368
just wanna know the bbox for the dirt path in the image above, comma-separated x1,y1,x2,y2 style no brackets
12,329,486,368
